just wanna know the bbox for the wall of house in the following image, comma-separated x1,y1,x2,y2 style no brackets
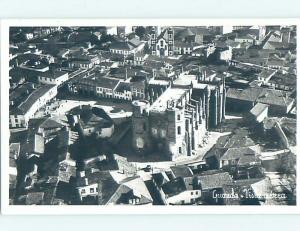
77,183,98,201
256,107,268,123
219,48,232,61
10,86,57,128
38,73,69,86
166,190,201,205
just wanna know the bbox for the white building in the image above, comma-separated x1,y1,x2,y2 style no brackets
10,85,58,128
38,70,69,86
106,26,118,35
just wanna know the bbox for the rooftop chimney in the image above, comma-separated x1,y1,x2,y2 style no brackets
80,171,85,177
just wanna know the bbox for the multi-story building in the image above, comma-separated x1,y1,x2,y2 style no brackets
38,70,69,86
150,27,174,56
9,84,57,128
131,72,226,160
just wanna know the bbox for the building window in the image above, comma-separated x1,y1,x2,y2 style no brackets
191,192,194,195
195,191,198,195
152,128,158,136
179,147,182,153
177,126,181,135
177,114,180,120
81,189,86,194
160,129,166,138
160,40,163,47
90,188,95,193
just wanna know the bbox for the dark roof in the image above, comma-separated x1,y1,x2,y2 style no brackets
224,134,256,149
227,87,294,107
162,177,187,197
115,81,131,93
226,87,263,102
28,117,64,131
77,170,110,187
39,118,64,130
110,41,135,50
237,155,258,166
9,82,36,105
99,181,127,205
220,146,259,161
69,105,113,129
20,134,45,156
170,165,193,178
197,172,233,190
256,89,294,107
96,77,120,89
12,84,56,115
152,172,169,187
38,70,68,79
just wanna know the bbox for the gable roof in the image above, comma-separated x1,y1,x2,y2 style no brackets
98,174,152,205
14,84,56,115
110,41,135,51
170,165,193,178
162,177,187,197
197,172,233,190
220,145,260,161
227,87,294,107
157,29,171,41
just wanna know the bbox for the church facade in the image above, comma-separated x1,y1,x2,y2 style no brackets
150,27,174,56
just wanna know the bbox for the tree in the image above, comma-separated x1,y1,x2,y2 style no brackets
135,26,146,40
143,42,151,54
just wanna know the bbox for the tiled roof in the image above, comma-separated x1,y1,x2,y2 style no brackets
226,87,263,102
197,172,233,190
38,70,68,79
14,84,56,115
110,41,135,50
95,76,120,89
162,177,187,197
227,87,294,107
220,146,259,161
26,192,45,205
170,165,193,178
20,134,45,156
257,89,294,107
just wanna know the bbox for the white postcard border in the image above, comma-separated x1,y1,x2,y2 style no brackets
1,18,299,214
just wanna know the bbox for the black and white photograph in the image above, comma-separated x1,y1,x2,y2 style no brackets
1,20,298,213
